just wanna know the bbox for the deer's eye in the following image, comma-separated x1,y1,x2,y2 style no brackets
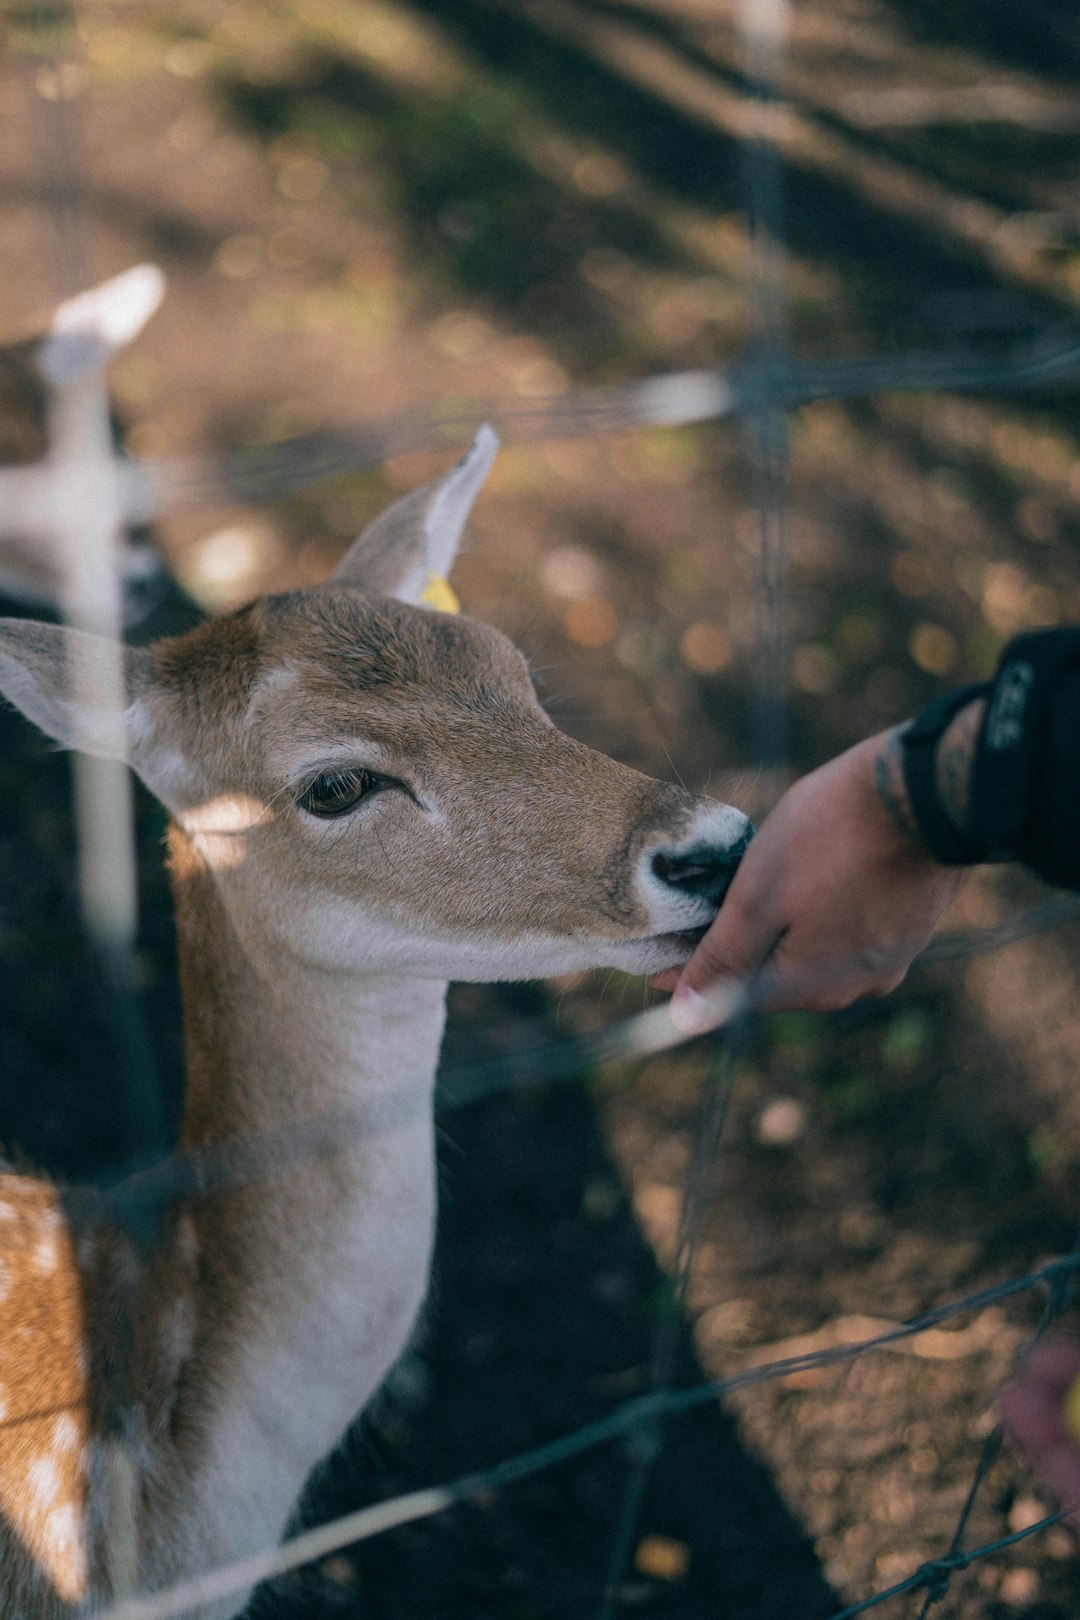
299,767,385,818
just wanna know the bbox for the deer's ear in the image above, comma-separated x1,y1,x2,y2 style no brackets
333,424,498,605
0,616,155,761
0,620,204,809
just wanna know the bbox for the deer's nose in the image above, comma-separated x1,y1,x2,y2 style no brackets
650,826,754,908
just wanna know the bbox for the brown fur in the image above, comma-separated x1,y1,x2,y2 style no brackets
0,439,746,1617
0,1179,90,1606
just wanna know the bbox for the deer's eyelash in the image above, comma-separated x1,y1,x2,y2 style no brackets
297,767,389,818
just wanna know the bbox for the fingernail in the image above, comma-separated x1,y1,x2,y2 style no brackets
669,986,720,1035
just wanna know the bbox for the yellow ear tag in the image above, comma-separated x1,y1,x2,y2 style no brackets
1063,1374,1080,1442
419,573,460,614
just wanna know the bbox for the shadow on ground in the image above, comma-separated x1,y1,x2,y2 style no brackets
256,995,839,1619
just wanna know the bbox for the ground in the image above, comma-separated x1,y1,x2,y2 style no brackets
1,2,1079,1615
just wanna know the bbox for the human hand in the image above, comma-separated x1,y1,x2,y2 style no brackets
998,1338,1080,1516
651,728,963,1027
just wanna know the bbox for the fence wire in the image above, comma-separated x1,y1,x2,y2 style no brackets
4,7,1080,1620
4,327,1079,553
94,1251,1080,1620
8,317,1080,1620
595,1027,745,1620
55,898,1080,1243
29,881,1080,1620
10,269,1080,1620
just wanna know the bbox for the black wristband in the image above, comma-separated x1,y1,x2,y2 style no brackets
901,683,992,865
967,627,1080,856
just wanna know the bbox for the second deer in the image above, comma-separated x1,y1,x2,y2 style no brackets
0,428,751,1618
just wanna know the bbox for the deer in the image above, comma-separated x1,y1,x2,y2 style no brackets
0,426,751,1619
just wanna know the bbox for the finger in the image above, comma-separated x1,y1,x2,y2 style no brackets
999,1340,1080,1514
998,1378,1080,1514
1018,1338,1080,1396
669,894,781,1035
749,955,905,1014
999,1378,1070,1455
1037,1444,1080,1515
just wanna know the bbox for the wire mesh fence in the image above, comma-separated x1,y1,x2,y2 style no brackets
3,2,1080,1618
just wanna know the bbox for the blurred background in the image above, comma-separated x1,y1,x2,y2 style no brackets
1,2,1080,1616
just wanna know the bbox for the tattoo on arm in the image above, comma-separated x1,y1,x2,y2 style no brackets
934,697,987,834
873,724,920,841
872,698,988,851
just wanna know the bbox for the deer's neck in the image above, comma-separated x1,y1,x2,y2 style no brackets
161,824,445,1576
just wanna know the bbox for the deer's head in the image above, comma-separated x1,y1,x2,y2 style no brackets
0,430,751,981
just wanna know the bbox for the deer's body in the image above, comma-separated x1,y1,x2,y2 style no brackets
0,837,444,1616
0,430,750,1617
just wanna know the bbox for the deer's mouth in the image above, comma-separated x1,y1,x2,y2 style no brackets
651,923,711,949
630,922,713,960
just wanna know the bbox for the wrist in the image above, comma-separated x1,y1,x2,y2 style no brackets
934,696,986,832
873,724,921,843
965,628,1080,861
899,683,993,865
871,695,987,861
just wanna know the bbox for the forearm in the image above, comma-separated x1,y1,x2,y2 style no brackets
664,630,1080,1024
874,625,1080,891
872,698,987,851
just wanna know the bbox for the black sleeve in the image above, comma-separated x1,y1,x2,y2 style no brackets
1011,660,1080,889
967,628,1080,891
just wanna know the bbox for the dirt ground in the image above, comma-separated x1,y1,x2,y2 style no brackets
1,1,1080,1615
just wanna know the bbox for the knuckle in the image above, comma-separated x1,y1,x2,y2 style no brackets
816,985,859,1012
856,942,898,977
694,934,746,981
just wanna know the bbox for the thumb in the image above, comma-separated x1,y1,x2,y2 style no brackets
669,892,778,1035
